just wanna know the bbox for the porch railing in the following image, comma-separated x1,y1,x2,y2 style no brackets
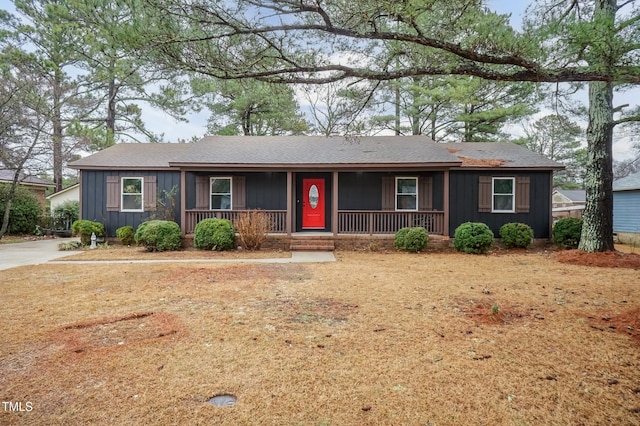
337,210,445,235
185,209,444,235
184,210,287,234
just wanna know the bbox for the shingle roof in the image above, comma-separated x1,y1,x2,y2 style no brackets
68,137,563,170
613,171,640,191
0,169,54,186
68,143,188,169
441,142,564,169
555,189,586,202
175,135,459,166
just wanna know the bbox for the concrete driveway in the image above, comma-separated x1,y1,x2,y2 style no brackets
0,238,79,271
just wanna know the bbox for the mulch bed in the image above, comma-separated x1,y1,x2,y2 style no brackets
554,250,640,269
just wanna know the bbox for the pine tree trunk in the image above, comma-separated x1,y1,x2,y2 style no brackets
53,70,63,193
578,0,616,253
578,81,615,252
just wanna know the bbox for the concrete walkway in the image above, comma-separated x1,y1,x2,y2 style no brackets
0,238,336,271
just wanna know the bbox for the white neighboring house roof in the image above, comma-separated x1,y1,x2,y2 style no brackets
46,184,79,213
613,171,640,191
46,183,80,200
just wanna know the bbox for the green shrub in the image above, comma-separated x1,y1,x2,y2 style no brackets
71,219,105,245
116,225,135,246
453,222,494,254
234,210,270,250
395,227,429,252
134,220,182,252
194,218,236,251
553,217,583,249
52,200,79,230
0,183,43,234
394,227,411,250
499,222,534,248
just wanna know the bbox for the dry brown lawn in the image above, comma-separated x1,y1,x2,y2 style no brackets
1,250,639,425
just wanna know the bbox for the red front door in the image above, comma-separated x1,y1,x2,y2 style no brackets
302,178,325,229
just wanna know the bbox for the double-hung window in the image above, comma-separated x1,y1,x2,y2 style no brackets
211,177,232,210
492,177,515,213
121,177,143,212
396,177,417,211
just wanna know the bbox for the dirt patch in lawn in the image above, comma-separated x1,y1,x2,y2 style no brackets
458,298,527,325
584,307,640,346
260,296,359,326
554,249,640,269
52,311,183,353
2,252,639,425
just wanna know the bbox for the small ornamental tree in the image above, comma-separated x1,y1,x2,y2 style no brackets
499,222,534,249
453,222,494,254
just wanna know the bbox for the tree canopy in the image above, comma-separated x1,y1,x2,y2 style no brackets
125,0,640,252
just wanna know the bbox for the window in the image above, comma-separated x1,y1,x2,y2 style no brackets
396,177,417,211
121,177,143,212
492,177,515,212
211,177,232,210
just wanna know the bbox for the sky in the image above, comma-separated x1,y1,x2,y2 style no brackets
142,0,637,160
2,0,637,159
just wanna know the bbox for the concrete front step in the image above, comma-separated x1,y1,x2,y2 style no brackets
289,239,335,251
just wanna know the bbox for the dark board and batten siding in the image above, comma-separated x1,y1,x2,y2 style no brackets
338,172,444,211
448,170,552,239
185,172,287,211
81,170,181,237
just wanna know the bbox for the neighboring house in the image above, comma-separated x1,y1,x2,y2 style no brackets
0,169,55,209
46,184,80,212
68,136,563,248
613,171,640,245
552,189,585,220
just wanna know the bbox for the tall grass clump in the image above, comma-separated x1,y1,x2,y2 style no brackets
234,210,270,250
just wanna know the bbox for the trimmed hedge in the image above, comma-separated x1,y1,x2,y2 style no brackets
553,217,583,249
394,227,429,252
194,218,236,251
71,220,105,245
499,222,534,248
453,222,494,254
116,225,135,246
134,220,182,252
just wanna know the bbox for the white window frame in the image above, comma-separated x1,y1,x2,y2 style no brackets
121,177,144,212
395,177,418,211
492,177,515,213
210,177,232,210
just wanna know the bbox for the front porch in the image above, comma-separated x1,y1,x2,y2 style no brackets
184,209,446,236
179,169,450,247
